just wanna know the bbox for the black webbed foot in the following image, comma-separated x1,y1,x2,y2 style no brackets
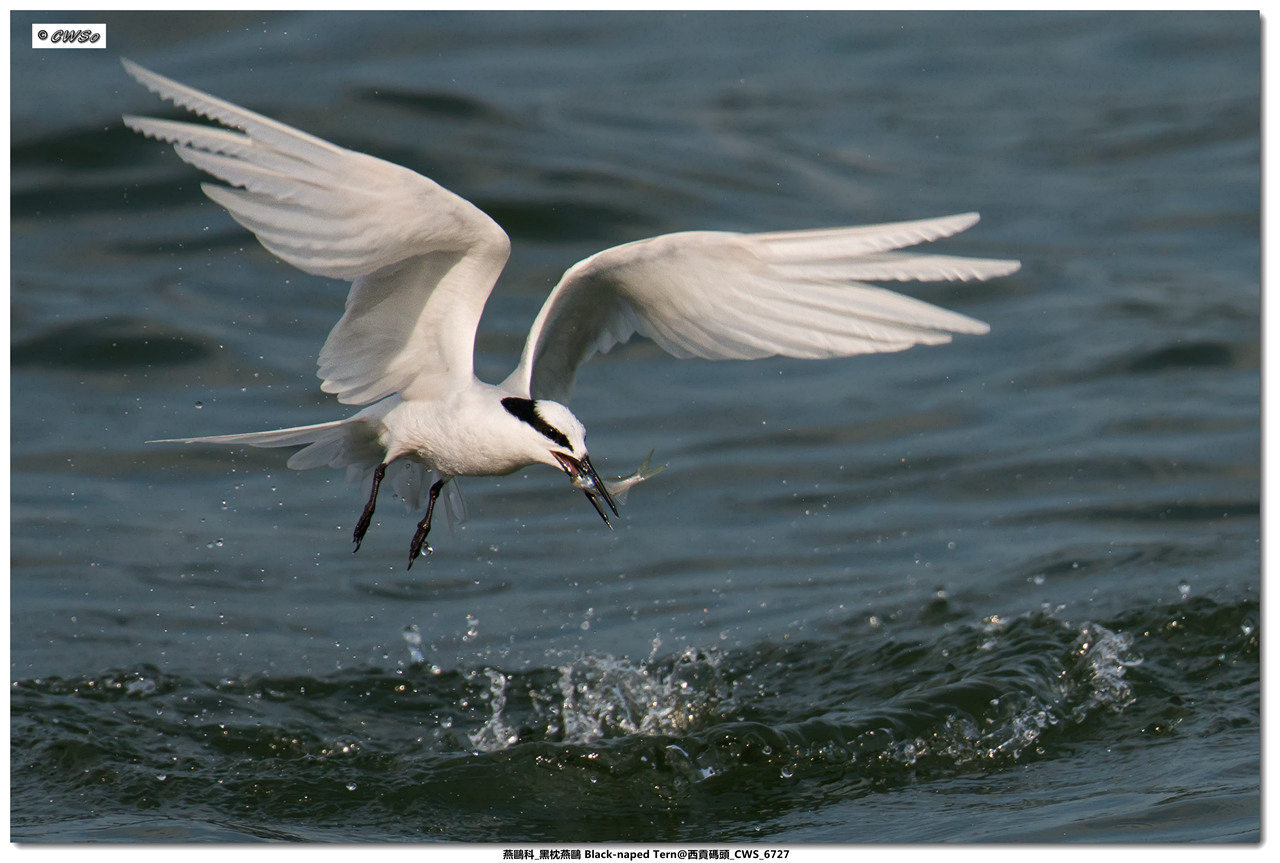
406,478,446,571
353,462,388,553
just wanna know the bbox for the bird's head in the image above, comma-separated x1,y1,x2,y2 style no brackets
500,397,618,527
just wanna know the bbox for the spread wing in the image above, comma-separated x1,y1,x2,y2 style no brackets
121,59,511,405
504,212,1019,403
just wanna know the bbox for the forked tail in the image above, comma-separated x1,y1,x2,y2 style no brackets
149,415,457,515
149,417,378,472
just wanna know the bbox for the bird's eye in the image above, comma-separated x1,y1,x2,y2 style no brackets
501,397,571,449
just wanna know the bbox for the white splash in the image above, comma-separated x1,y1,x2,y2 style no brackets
467,645,731,753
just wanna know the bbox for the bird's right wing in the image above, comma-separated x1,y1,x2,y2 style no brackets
122,59,511,405
505,212,1018,403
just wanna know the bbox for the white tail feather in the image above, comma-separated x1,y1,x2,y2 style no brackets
149,412,463,521
150,416,385,477
149,418,349,449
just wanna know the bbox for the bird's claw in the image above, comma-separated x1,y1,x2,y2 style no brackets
406,544,432,570
405,478,445,570
353,520,371,551
353,463,386,555
353,522,372,551
407,532,433,570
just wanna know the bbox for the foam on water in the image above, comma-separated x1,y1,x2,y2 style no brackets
10,598,1257,841
425,608,1146,790
466,640,735,752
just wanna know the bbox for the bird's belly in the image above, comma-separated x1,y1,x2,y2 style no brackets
423,444,530,479
385,399,535,479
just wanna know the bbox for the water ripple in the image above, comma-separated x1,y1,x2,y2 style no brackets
11,597,1255,841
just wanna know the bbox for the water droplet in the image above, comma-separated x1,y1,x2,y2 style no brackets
1178,580,1191,598
346,782,357,792
194,401,203,409
401,625,425,664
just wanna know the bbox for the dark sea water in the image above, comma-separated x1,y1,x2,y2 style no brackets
9,10,1260,843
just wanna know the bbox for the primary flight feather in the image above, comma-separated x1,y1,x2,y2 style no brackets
122,59,1019,568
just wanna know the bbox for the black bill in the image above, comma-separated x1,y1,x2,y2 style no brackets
552,452,619,528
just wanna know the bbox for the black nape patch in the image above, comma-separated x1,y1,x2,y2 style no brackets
502,397,571,449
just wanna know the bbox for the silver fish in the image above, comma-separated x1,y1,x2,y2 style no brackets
601,450,667,504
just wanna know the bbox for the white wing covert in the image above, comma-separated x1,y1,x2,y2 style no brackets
121,59,511,405
507,212,1019,403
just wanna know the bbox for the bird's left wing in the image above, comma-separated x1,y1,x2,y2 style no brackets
121,60,511,405
505,212,1018,403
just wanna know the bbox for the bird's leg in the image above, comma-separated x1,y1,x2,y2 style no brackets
353,462,388,553
407,478,445,570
